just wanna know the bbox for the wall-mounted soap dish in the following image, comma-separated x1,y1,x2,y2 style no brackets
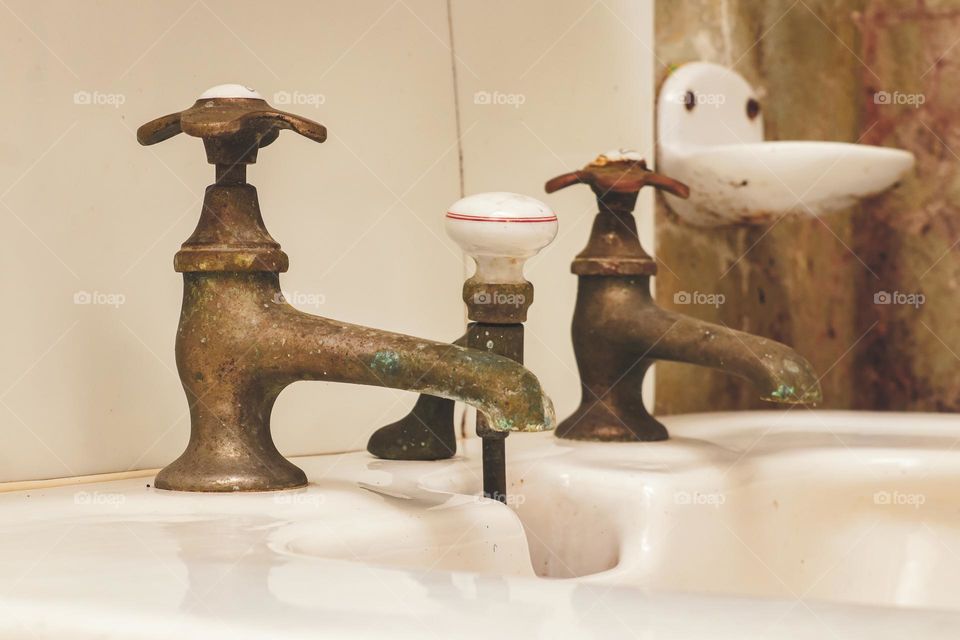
657,62,915,226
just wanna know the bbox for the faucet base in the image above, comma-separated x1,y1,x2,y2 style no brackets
556,398,668,442
154,448,307,492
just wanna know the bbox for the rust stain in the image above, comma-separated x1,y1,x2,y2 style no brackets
655,0,960,414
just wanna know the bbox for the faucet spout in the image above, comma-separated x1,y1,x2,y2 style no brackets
265,299,556,434
162,270,554,491
561,276,821,442
634,304,822,405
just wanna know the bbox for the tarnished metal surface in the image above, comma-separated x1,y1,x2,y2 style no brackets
546,155,687,277
137,94,555,492
137,96,326,164
462,280,534,323
546,157,822,441
365,333,466,460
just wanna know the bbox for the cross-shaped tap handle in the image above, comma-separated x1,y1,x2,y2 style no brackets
137,84,326,165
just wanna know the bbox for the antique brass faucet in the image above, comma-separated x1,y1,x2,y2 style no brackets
136,85,555,491
544,151,822,441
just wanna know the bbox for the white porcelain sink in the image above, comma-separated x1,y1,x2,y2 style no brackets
426,411,960,612
3,411,960,639
657,62,915,225
587,412,960,611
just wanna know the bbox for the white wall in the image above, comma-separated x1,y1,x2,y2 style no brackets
0,0,654,482
451,0,656,438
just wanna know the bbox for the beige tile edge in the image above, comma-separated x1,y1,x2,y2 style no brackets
0,446,387,493
0,469,159,493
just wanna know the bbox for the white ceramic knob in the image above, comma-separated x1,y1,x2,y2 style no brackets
199,84,262,100
445,192,558,284
596,149,644,163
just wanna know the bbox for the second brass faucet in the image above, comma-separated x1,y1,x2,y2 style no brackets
545,151,822,441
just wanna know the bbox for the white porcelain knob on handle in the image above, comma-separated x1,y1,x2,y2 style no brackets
198,83,262,99
445,192,558,284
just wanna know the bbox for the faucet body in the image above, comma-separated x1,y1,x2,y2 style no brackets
139,90,555,491
547,153,822,441
169,264,550,491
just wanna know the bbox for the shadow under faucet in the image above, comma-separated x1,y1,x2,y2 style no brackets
137,85,555,491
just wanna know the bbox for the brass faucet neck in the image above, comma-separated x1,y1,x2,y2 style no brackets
594,186,639,216
174,181,289,273
215,163,247,184
572,208,656,276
